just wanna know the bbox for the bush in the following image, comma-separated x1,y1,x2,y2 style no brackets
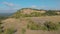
58,22,60,24
27,20,59,31
58,22,60,27
27,20,41,30
30,12,41,17
22,28,26,34
44,10,58,16
0,20,4,34
21,12,41,17
44,21,58,31
4,28,17,34
11,12,42,18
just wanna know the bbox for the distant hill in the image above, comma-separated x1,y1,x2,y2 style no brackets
0,13,13,17
0,10,17,13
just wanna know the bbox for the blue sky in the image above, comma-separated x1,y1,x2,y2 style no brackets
0,0,60,13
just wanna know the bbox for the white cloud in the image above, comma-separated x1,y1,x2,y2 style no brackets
2,2,21,10
3,2,14,7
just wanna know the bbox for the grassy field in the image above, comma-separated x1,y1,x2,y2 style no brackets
1,16,60,34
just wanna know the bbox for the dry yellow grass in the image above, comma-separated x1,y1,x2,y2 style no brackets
2,16,60,34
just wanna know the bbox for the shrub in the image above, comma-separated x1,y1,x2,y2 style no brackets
27,20,59,31
30,12,41,17
58,22,60,27
27,20,41,30
0,20,4,34
4,28,17,34
44,21,58,31
58,22,60,24
44,10,58,16
22,28,26,34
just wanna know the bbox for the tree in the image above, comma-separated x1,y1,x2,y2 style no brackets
45,10,58,16
44,21,58,31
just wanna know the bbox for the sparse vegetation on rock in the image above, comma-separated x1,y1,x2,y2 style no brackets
4,28,17,34
22,28,26,34
44,21,58,31
27,20,60,31
0,8,60,34
0,20,4,34
11,8,60,18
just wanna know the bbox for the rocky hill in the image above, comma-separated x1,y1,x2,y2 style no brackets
11,8,60,18
1,8,60,34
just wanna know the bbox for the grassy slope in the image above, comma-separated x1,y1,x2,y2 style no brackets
2,16,60,34
1,8,60,34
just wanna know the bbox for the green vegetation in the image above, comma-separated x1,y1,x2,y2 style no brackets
4,28,17,34
58,22,60,28
11,12,41,18
0,15,10,34
27,20,60,31
27,21,41,30
11,8,60,18
30,12,41,17
22,28,26,34
0,20,4,34
0,16,8,20
44,21,58,31
44,10,58,16
0,13,16,34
